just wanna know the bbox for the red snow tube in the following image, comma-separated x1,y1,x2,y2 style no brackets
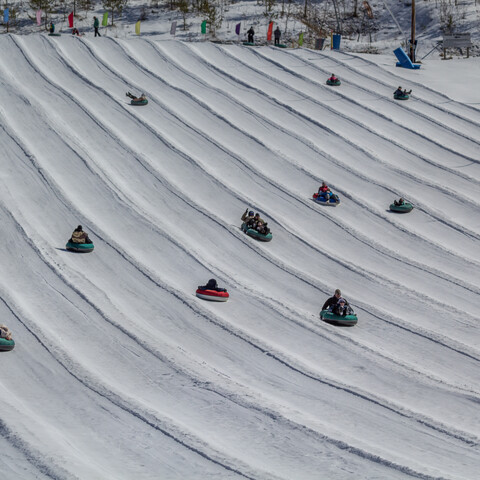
195,289,229,302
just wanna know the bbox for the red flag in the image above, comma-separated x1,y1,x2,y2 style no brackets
68,11,74,28
267,22,273,41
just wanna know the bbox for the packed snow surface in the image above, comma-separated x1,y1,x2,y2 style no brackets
0,34,479,479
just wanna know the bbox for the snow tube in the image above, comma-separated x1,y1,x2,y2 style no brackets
66,241,94,253
243,42,255,46
274,44,287,48
320,310,358,326
326,79,341,86
131,99,148,106
389,202,414,213
48,33,61,37
394,93,409,100
196,289,229,302
313,192,340,206
0,338,15,352
241,223,273,242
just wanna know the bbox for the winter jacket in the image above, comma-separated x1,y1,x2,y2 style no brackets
94,18,99,28
71,229,91,244
274,28,281,39
0,324,12,340
241,211,255,223
322,295,349,311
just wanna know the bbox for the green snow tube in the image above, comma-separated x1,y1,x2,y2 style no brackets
243,42,255,46
131,99,148,106
48,33,61,37
389,202,414,213
320,310,358,326
326,79,341,86
275,44,287,48
241,223,272,242
0,338,15,352
394,93,409,100
66,241,94,253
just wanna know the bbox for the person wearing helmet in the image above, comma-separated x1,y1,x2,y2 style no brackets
241,208,255,225
70,225,92,244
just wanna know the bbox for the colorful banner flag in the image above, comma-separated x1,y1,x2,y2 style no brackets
135,20,140,35
299,32,304,47
170,21,177,36
201,20,207,34
68,11,74,28
102,12,108,27
235,23,240,35
3,8,9,23
267,22,273,41
36,9,42,25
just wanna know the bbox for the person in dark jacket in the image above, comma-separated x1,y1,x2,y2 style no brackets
93,16,101,37
198,279,227,292
274,27,281,45
322,289,349,311
394,197,405,206
49,22,55,34
247,27,255,43
70,225,92,244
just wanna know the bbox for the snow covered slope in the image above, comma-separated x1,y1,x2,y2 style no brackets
0,35,479,480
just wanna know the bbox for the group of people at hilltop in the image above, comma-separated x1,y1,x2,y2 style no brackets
246,25,282,45
47,16,101,36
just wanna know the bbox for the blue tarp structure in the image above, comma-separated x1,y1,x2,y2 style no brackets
332,34,341,50
394,47,421,69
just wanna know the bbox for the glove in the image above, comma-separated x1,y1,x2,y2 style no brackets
245,208,249,214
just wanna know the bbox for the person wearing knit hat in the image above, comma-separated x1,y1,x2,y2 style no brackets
322,289,349,311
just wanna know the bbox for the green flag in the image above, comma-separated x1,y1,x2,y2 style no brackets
102,12,108,27
135,20,141,35
201,20,207,34
299,32,304,47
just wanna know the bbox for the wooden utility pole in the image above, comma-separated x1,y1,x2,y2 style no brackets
410,0,416,62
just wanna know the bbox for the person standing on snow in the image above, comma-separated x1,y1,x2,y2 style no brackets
247,26,255,43
93,16,101,37
274,27,281,46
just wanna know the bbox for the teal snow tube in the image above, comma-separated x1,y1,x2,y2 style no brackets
131,99,148,106
320,310,358,326
0,338,15,351
241,223,273,242
394,93,409,100
389,202,414,213
326,79,341,86
66,241,94,253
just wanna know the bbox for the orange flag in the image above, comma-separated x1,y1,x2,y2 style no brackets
267,22,273,41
